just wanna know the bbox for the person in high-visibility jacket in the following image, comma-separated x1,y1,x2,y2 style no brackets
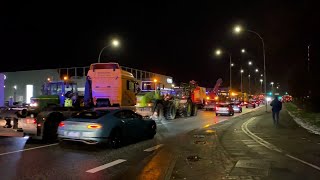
64,98,73,107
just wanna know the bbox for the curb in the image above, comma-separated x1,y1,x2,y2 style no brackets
286,110,320,135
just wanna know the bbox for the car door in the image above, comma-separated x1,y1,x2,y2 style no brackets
114,110,140,140
123,110,145,139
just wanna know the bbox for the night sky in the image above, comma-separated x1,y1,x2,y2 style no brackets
0,1,319,93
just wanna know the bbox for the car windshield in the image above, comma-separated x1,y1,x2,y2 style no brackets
73,110,110,119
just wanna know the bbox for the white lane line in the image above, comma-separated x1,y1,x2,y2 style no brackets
86,159,127,173
285,154,320,171
242,117,320,172
144,144,164,152
0,143,58,156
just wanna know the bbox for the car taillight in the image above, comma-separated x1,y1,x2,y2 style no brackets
238,105,240,108
87,124,102,129
59,122,65,127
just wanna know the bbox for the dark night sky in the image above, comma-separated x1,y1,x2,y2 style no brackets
0,1,319,92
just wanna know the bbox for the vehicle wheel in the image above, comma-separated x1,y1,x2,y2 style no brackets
184,101,192,117
109,128,122,149
231,113,234,116
239,109,242,113
191,104,198,116
147,121,156,139
246,106,248,108
152,104,164,121
42,112,64,143
253,105,256,108
164,102,177,120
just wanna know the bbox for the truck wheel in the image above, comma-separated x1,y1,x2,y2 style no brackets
191,104,198,116
152,104,164,121
43,112,64,143
164,102,177,120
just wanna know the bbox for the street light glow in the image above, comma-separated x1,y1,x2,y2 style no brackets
240,69,244,73
234,25,242,33
270,82,274,85
112,39,119,47
215,49,222,56
255,68,259,72
231,63,234,67
260,79,263,82
261,74,263,77
241,49,246,53
248,61,252,65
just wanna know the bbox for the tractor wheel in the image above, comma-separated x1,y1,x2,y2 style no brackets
191,104,198,116
152,103,164,121
164,102,177,120
179,101,192,118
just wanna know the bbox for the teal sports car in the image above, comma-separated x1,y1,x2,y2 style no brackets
57,109,156,148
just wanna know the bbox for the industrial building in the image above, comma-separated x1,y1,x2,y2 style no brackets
0,65,173,105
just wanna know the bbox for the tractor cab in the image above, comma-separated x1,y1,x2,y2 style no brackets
30,81,78,109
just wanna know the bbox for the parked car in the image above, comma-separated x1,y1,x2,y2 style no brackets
215,104,234,116
58,109,156,148
230,103,242,113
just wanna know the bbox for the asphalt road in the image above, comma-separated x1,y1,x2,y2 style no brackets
0,106,259,180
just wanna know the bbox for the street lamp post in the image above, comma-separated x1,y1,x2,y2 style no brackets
270,82,274,94
240,69,244,93
98,39,120,63
215,49,233,90
248,74,251,95
260,79,263,93
234,25,267,111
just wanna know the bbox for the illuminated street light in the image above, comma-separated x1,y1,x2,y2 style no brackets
98,38,120,63
234,25,242,33
240,69,244,93
241,49,246,53
240,69,244,73
248,61,252,66
270,82,274,85
215,48,232,90
63,76,68,81
13,85,17,90
112,39,120,47
215,49,222,56
255,68,259,72
233,24,267,111
261,74,263,77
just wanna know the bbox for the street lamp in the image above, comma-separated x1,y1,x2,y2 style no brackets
270,82,274,94
215,49,233,90
248,74,251,94
241,49,246,53
234,25,267,111
240,69,244,93
98,38,120,63
248,61,252,66
260,79,263,93
255,68,259,72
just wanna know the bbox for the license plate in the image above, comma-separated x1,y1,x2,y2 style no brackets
68,131,80,138
140,107,151,111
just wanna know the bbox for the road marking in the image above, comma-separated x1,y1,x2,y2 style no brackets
0,143,58,156
86,159,126,173
144,144,164,152
242,117,320,172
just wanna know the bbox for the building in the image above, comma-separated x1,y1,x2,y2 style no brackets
1,65,173,104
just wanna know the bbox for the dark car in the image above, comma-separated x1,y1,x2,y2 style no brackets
216,103,234,116
58,109,156,148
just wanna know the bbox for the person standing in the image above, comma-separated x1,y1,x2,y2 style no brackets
270,95,282,126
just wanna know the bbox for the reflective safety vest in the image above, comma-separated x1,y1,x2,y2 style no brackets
64,98,73,107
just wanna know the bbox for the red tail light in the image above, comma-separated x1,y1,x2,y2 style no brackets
59,122,65,127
